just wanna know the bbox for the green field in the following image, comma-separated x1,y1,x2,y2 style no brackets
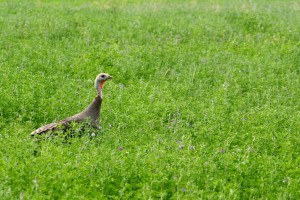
1,0,300,199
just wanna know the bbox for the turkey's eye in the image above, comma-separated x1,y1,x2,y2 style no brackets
101,75,105,78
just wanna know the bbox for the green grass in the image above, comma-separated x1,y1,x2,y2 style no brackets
1,0,300,199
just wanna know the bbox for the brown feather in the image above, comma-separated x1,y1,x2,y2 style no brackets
30,95,102,136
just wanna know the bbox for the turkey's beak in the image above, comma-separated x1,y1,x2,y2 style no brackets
107,75,113,80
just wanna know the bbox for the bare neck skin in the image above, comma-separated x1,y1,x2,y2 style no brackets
96,80,106,99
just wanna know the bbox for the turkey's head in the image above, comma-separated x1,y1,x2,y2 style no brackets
95,73,113,98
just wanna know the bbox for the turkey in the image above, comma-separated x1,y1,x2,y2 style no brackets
30,73,113,136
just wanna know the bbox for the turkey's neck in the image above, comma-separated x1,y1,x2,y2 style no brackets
99,81,105,99
89,95,102,111
82,95,102,122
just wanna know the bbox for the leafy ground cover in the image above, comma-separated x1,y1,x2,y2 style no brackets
0,0,300,199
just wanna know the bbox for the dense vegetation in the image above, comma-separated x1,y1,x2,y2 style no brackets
0,0,299,199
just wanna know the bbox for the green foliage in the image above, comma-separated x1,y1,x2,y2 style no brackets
1,0,300,199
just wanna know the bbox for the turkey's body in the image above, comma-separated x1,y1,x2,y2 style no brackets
30,73,112,136
30,95,102,136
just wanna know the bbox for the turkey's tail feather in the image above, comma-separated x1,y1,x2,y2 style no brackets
30,121,70,136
